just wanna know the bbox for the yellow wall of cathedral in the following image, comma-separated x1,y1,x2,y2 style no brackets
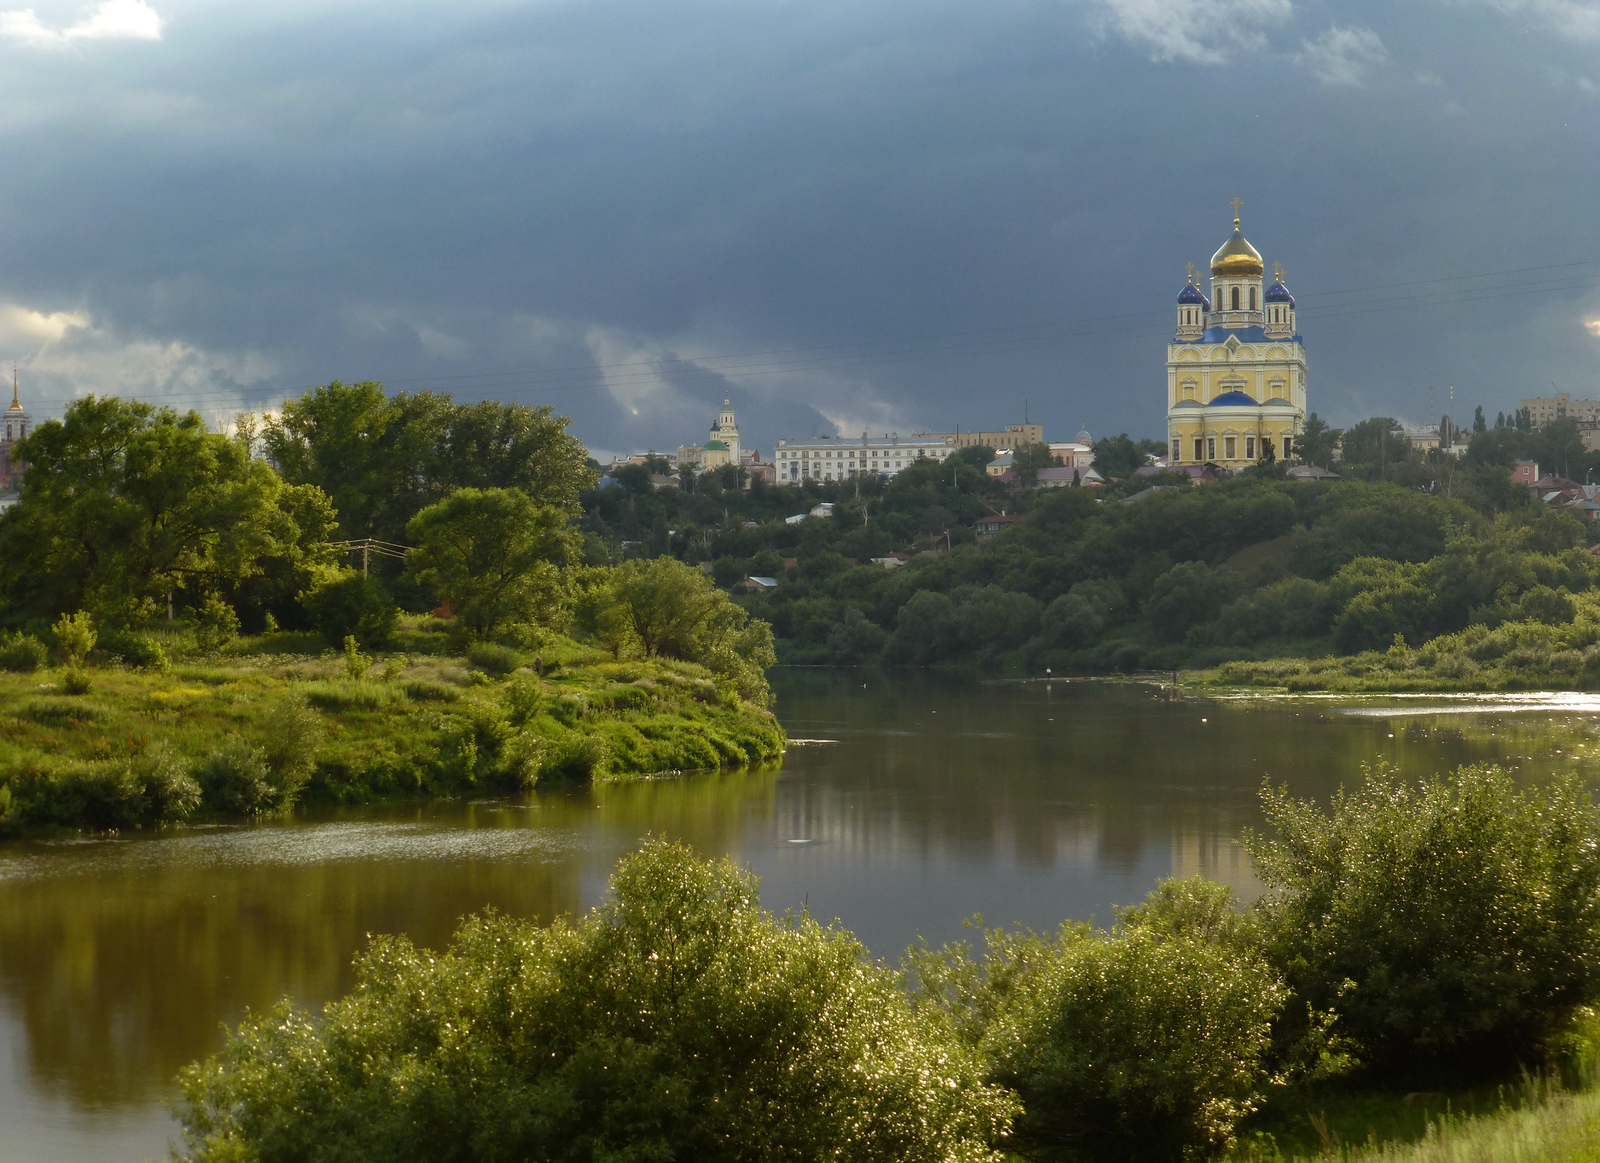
1167,418,1299,464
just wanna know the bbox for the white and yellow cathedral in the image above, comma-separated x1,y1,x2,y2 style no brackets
1166,205,1305,467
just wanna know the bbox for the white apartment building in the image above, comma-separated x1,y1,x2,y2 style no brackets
773,433,954,484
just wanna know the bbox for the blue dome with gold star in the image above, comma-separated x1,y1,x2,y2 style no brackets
1177,283,1208,306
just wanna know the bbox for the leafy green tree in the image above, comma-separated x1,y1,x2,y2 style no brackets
264,380,595,542
1090,433,1146,478
53,610,96,666
1144,561,1235,637
1339,417,1412,477
1011,442,1057,487
1531,416,1585,480
1249,764,1600,1073
955,445,996,469
175,841,1016,1163
826,606,888,663
608,557,777,703
0,396,335,626
1296,412,1343,468
405,487,579,640
909,880,1282,1161
303,572,399,648
1473,404,1487,433
193,595,241,653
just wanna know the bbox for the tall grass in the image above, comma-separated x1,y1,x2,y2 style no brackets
1241,1080,1600,1162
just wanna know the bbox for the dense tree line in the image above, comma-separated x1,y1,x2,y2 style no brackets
175,766,1600,1161
573,410,1600,673
0,386,771,704
611,466,1588,673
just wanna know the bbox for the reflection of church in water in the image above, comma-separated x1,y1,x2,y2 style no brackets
0,375,30,492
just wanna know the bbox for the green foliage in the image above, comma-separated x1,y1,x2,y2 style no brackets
1297,412,1343,469
0,631,47,672
888,585,1041,667
60,667,93,695
97,627,169,670
193,743,278,817
910,877,1283,1161
53,609,96,665
303,572,398,648
1,742,201,831
192,730,318,818
193,595,241,653
826,605,888,663
1090,432,1147,478
405,486,578,640
1340,417,1413,475
262,380,596,543
602,557,777,704
537,731,610,783
1248,764,1600,1073
1146,561,1238,637
465,641,521,676
341,635,370,679
174,841,1014,1163
259,698,323,791
0,395,336,626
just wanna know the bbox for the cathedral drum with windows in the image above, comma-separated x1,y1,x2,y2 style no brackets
1167,206,1306,467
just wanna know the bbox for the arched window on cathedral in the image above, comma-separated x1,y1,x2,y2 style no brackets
1230,286,1240,311
1249,286,1257,311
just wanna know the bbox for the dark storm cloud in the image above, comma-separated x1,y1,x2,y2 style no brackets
0,0,1591,454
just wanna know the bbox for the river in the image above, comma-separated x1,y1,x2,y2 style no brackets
5,669,1600,1161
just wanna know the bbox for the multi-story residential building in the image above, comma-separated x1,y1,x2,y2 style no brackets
772,433,954,484
923,423,1043,450
1521,393,1600,426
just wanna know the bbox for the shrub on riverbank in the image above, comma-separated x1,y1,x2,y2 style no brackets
161,767,1600,1163
1248,764,1600,1075
174,841,1017,1163
0,617,785,836
910,880,1285,1160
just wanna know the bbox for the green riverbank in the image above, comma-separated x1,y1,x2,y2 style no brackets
0,615,786,837
1188,619,1600,693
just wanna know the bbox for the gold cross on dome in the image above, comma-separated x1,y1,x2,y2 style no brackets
1274,261,1285,282
1186,262,1195,284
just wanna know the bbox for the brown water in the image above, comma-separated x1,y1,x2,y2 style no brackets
5,670,1600,1161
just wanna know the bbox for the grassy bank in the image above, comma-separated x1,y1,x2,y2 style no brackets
1230,1077,1600,1161
0,615,786,836
1188,620,1600,692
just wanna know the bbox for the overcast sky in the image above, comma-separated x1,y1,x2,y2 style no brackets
0,0,1592,457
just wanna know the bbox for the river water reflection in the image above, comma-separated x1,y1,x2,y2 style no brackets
6,670,1600,1161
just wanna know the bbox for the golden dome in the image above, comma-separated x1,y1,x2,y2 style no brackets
1210,216,1263,278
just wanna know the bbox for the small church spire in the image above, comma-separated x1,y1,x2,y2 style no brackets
9,368,16,412
1230,197,1243,230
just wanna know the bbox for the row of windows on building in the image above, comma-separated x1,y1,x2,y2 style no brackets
777,444,951,480
1174,434,1292,462
1177,380,1287,401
